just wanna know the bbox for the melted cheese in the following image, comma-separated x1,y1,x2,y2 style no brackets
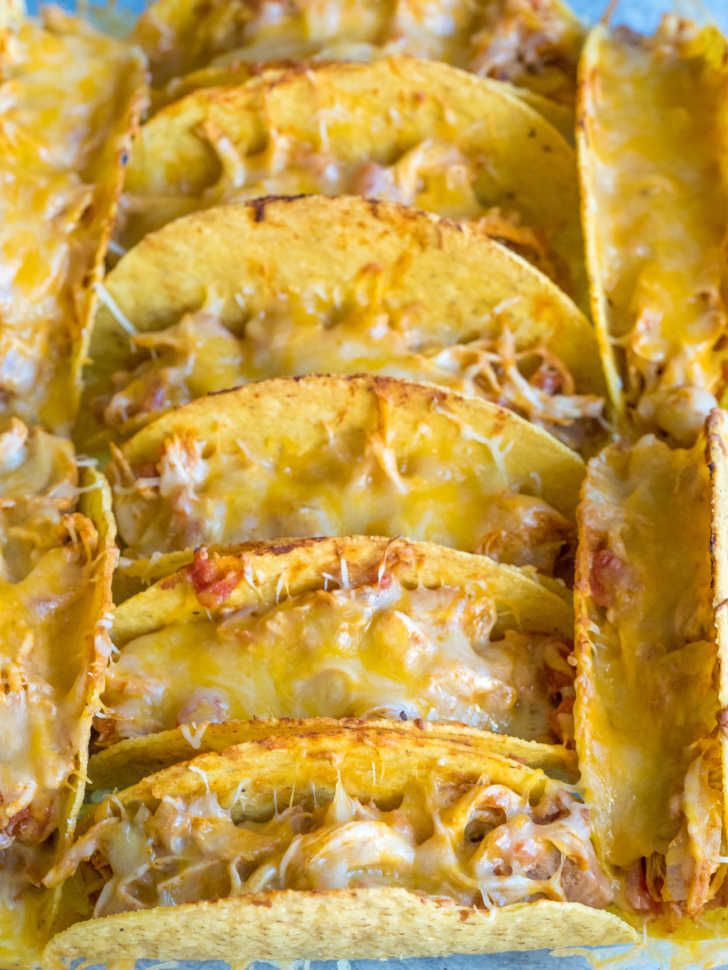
579,21,728,445
97,300,604,453
135,0,583,104
98,577,574,747
108,376,582,573
46,775,612,915
0,7,145,431
575,434,723,917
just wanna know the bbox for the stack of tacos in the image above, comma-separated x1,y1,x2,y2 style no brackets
3,0,728,966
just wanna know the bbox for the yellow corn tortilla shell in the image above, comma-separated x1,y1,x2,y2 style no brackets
133,0,582,104
44,889,636,967
81,196,605,454
120,57,586,306
577,23,728,446
45,724,636,965
108,373,585,565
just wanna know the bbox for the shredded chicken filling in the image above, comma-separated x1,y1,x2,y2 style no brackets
0,418,106,893
0,418,79,582
45,775,613,916
97,298,603,451
97,571,574,748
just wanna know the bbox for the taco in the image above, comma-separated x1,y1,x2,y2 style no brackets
577,20,728,446
107,374,584,576
0,4,146,432
93,537,576,778
80,197,606,456
574,413,727,922
134,0,583,105
118,57,586,305
0,421,117,967
42,723,636,966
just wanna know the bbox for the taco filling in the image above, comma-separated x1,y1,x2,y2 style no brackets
0,419,79,582
45,772,612,915
0,415,115,905
98,300,604,453
98,558,575,748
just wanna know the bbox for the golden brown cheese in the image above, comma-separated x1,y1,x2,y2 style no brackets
98,563,575,748
119,58,586,305
578,20,728,445
84,199,606,456
46,778,611,916
575,433,724,918
0,7,145,431
135,0,583,104
107,375,584,574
